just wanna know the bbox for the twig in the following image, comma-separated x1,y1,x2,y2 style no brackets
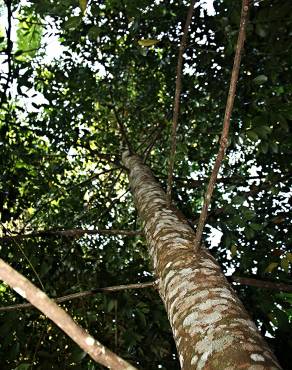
13,234,45,290
136,120,166,158
0,228,142,242
109,91,132,152
0,281,156,312
142,123,166,162
194,0,250,249
0,0,13,110
166,0,196,203
1,275,291,313
171,174,269,188
65,167,118,194
0,259,138,369
229,276,292,292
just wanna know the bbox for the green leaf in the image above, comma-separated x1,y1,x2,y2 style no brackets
243,209,255,220
259,141,268,154
64,16,82,30
138,39,159,47
230,245,237,258
280,257,289,273
136,310,146,327
246,130,259,141
244,227,255,240
14,364,31,370
253,75,268,85
250,223,262,231
88,26,100,40
16,13,43,60
270,142,278,153
79,0,87,14
233,196,245,205
107,299,116,312
286,253,292,262
70,348,87,362
254,126,271,139
255,24,267,38
265,262,278,273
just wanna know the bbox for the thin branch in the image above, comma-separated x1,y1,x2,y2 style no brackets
173,174,268,188
0,259,137,370
229,276,292,292
109,91,132,152
1,275,291,313
7,228,45,291
142,123,166,163
136,123,161,153
166,0,196,203
65,167,118,193
0,0,13,110
0,282,156,312
175,173,289,195
194,0,250,249
0,228,142,243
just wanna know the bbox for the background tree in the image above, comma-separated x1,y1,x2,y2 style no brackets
0,0,291,369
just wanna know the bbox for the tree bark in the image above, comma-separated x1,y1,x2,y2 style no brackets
122,152,281,370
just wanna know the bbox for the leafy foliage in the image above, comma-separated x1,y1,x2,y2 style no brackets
0,0,291,368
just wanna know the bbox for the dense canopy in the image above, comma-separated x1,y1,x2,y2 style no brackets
0,0,291,369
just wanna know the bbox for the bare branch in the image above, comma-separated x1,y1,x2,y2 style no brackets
1,274,291,314
194,0,250,249
142,123,166,162
0,259,137,369
0,228,142,243
109,91,132,152
0,281,156,312
166,0,196,203
173,174,270,188
230,276,292,292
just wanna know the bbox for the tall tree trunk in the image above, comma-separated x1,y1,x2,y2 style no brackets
122,152,281,370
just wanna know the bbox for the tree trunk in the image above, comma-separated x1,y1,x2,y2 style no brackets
122,152,281,370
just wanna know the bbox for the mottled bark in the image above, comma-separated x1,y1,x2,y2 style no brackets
122,152,281,370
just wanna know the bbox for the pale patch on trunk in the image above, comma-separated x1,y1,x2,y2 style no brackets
123,152,282,370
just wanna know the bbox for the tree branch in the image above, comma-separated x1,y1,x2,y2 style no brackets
0,259,137,369
194,0,250,249
0,281,156,312
109,91,132,152
166,0,196,203
0,228,142,242
173,174,269,188
1,275,290,313
229,276,292,292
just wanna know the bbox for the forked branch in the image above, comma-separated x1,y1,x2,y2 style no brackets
166,0,196,203
194,0,250,249
0,259,137,370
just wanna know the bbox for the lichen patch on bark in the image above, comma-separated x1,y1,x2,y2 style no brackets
123,153,282,370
